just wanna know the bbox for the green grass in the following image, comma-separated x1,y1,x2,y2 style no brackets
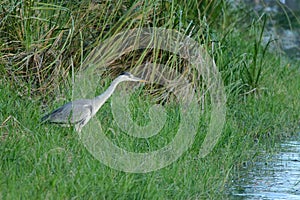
1,0,300,199
1,62,299,198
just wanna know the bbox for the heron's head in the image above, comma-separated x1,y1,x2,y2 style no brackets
119,72,146,82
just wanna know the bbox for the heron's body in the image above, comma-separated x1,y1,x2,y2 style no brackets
41,72,145,132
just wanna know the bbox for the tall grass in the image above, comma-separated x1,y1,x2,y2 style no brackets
1,0,300,199
0,0,228,98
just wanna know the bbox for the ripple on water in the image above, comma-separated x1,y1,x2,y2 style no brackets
229,136,300,200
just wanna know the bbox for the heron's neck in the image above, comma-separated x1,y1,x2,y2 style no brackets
93,77,122,114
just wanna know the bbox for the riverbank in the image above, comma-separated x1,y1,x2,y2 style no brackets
0,0,299,199
228,132,300,199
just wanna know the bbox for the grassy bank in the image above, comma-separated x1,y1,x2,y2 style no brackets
1,0,300,199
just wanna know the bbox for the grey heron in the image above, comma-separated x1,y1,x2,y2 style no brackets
41,72,146,132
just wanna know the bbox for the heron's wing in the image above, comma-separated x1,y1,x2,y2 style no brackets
41,100,93,125
41,103,71,123
71,101,93,124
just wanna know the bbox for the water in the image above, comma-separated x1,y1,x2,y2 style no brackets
228,135,300,199
226,2,300,199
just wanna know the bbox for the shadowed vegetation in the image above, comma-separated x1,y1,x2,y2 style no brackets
0,0,300,199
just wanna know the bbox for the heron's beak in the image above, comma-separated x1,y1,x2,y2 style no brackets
139,79,147,83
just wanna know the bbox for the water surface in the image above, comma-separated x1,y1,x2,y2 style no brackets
229,135,300,199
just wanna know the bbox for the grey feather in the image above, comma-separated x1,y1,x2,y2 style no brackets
41,72,145,132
